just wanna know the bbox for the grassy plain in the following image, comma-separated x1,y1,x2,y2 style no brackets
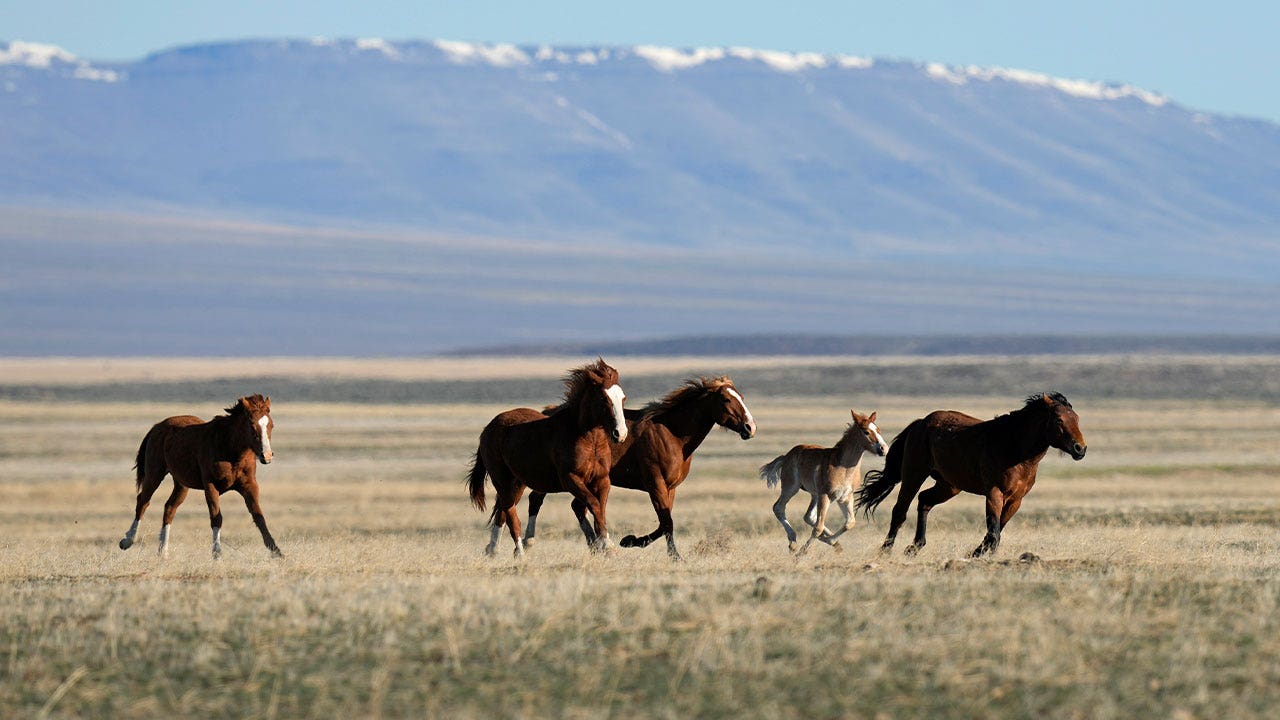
2,357,1279,718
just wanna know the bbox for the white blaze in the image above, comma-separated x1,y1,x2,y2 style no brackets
868,422,888,450
726,388,756,433
258,415,272,456
604,384,627,442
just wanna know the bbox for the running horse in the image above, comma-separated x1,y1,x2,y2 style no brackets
466,359,627,557
760,409,888,555
522,376,756,560
855,392,1087,557
118,394,281,559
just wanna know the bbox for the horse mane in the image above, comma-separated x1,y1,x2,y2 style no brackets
224,393,271,418
1024,391,1072,410
560,359,619,408
835,421,865,449
640,376,734,421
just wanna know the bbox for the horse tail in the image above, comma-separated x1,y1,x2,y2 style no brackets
133,433,148,492
759,455,787,489
855,419,921,518
465,449,488,511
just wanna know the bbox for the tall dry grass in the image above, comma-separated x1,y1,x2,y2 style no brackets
2,376,1280,718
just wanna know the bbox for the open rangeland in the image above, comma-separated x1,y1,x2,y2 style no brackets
2,358,1280,718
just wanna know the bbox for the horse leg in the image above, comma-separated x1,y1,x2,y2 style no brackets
971,487,1007,558
905,482,960,556
626,484,680,560
586,483,612,553
485,515,503,557
156,484,188,558
503,503,527,559
203,484,224,560
1000,495,1024,530
771,479,803,552
523,491,546,548
119,471,165,550
880,459,931,555
819,494,856,549
239,480,282,558
796,494,832,557
570,497,598,546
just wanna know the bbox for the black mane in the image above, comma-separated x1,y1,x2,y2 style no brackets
1025,391,1072,409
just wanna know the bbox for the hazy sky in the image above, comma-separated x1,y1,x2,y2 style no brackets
5,1,1279,122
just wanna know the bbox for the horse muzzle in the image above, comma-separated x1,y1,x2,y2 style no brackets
739,422,756,440
1070,443,1087,461
875,443,889,456
258,451,273,464
611,428,626,443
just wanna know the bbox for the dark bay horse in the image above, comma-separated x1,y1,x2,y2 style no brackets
523,376,756,560
855,392,1087,558
119,394,281,559
467,359,627,558
760,409,887,555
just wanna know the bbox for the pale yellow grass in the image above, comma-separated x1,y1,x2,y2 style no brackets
3,391,1280,718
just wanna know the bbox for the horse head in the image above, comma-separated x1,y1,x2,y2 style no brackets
848,409,889,456
709,379,756,440
231,394,274,464
566,359,627,443
1033,392,1086,460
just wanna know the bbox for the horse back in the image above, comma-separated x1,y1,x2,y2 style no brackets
141,415,204,483
481,408,574,492
919,410,999,491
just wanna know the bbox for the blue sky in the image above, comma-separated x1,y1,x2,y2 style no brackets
5,1,1280,122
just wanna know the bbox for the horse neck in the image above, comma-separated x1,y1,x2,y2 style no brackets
831,434,866,469
991,408,1051,462
210,414,253,458
649,397,716,459
564,393,608,437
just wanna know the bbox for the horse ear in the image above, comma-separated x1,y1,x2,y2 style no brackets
1042,393,1054,406
850,409,857,421
869,411,877,423
238,397,251,410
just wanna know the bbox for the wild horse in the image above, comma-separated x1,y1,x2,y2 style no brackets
119,394,281,559
855,392,1087,558
522,376,756,560
466,359,627,558
760,409,888,555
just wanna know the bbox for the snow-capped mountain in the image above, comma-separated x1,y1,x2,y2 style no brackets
2,39,1278,354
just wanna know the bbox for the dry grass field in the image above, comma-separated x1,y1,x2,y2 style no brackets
2,357,1280,718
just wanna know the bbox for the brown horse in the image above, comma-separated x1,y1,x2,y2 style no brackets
118,394,281,559
523,376,756,560
855,392,1087,558
760,409,888,555
467,359,627,558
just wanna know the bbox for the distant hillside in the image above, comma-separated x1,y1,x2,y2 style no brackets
2,38,1279,354
447,334,1280,357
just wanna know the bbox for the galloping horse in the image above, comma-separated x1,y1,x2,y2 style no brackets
466,359,627,557
523,376,756,560
855,392,1087,558
119,394,281,559
760,409,888,555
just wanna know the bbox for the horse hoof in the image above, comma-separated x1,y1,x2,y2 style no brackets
483,546,496,558
904,545,920,557
118,538,133,550
619,535,640,548
669,551,684,562
787,541,798,553
270,548,284,559
831,542,843,554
